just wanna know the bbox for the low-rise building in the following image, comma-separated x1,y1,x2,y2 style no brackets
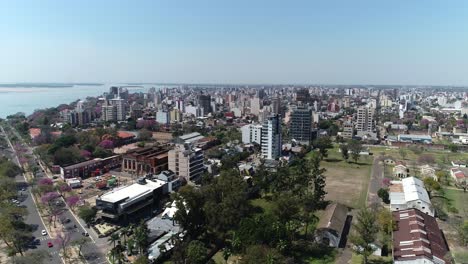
393,161,409,178
420,165,437,181
450,168,467,185
96,177,167,222
168,143,205,182
314,203,349,247
60,155,121,179
390,177,434,216
121,145,170,176
393,209,449,264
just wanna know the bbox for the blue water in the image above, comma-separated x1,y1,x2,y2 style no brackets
0,84,160,118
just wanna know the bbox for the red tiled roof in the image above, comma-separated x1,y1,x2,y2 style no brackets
29,128,41,138
117,131,135,139
393,209,449,263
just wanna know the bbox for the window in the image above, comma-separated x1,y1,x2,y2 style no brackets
422,207,425,209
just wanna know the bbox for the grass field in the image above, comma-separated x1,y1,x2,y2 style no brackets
444,188,468,217
309,146,373,209
369,146,468,168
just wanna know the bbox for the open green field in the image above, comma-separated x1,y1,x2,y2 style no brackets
309,146,373,209
444,188,468,217
369,146,468,168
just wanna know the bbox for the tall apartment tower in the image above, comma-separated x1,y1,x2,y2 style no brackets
102,100,117,122
250,97,261,116
290,105,312,145
168,144,205,183
241,124,262,144
110,98,126,121
356,106,375,132
198,94,212,115
261,114,282,160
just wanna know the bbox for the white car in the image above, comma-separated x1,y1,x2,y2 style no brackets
41,230,47,236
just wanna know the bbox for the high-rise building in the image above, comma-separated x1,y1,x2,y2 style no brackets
102,101,117,122
271,96,281,115
156,110,170,125
198,94,212,115
261,114,282,160
356,106,375,133
250,97,261,116
296,88,311,104
168,144,204,183
241,124,262,144
110,98,126,121
290,105,312,145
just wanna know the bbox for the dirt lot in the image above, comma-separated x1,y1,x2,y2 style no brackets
309,146,372,209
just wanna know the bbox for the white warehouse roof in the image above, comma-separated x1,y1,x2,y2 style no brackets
99,179,166,203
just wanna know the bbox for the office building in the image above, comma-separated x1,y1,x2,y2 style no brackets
110,98,126,121
102,100,117,122
198,94,212,115
261,114,282,160
241,124,263,144
96,176,167,222
250,97,261,116
168,144,205,182
290,105,312,145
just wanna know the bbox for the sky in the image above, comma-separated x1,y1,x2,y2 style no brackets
1,0,468,85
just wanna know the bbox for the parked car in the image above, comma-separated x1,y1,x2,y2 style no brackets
41,230,47,236
47,241,53,248
82,232,89,237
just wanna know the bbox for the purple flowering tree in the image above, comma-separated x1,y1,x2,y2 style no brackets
99,139,114,149
80,149,92,159
66,195,80,210
41,191,60,204
38,178,53,186
382,178,391,187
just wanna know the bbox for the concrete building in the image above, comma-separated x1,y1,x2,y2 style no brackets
290,105,312,145
241,124,262,144
392,209,449,264
168,144,204,182
185,105,203,117
389,177,434,216
261,114,282,160
96,177,167,222
250,97,261,116
102,101,117,122
198,94,212,115
156,110,170,125
60,155,121,179
110,98,126,121
356,106,375,133
342,122,354,139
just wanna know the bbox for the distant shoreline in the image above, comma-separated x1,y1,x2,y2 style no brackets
0,83,104,88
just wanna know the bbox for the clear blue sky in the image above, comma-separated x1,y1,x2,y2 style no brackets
1,0,468,85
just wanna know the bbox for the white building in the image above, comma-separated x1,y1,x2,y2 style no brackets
110,98,126,121
185,105,203,117
261,114,282,160
389,177,434,216
156,110,170,125
356,106,375,133
241,124,263,144
250,97,261,116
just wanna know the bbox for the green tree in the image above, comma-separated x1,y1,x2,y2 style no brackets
448,144,459,153
423,177,441,198
241,245,286,264
458,220,468,246
349,140,363,163
377,188,390,204
399,148,407,160
340,144,349,161
186,240,208,264
312,136,333,159
77,206,97,226
350,208,379,264
71,237,90,256
138,129,152,141
173,185,206,238
133,255,150,264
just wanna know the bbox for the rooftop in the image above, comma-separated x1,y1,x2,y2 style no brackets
98,179,165,204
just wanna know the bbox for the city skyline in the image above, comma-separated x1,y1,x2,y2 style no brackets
1,0,468,85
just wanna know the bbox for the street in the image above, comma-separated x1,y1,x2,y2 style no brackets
2,125,108,264
367,155,384,205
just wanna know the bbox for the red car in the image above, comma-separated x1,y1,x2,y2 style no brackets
47,241,53,248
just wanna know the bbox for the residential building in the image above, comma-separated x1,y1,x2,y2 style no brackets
156,110,170,125
398,134,432,144
250,97,261,116
392,209,449,264
393,161,409,178
261,114,282,160
110,98,126,121
314,203,348,247
168,143,204,182
342,122,354,139
121,146,171,176
290,105,312,145
389,177,434,216
450,168,467,185
241,124,262,144
102,100,117,122
356,106,375,133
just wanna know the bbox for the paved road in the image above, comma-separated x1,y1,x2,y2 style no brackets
367,156,384,206
2,125,108,263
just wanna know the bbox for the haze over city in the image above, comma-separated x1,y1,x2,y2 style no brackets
1,0,468,85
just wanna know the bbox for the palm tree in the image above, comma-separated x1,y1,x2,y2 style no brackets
108,232,120,249
120,227,129,245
